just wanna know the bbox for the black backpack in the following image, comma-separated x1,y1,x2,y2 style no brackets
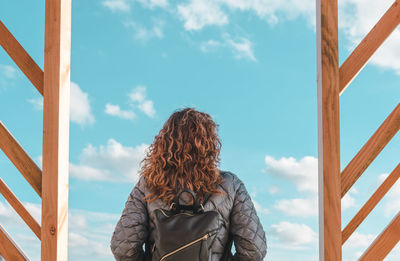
150,189,225,261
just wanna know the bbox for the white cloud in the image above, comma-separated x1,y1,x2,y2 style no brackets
177,0,315,31
274,186,357,217
269,221,317,246
221,0,315,25
137,0,168,9
343,232,376,249
342,192,356,210
0,201,119,260
0,64,18,79
274,197,317,217
70,82,95,126
226,35,256,61
102,0,168,13
266,154,357,217
124,20,164,42
27,98,43,110
129,86,156,117
339,0,400,74
68,209,119,259
0,64,19,88
138,100,156,117
24,202,41,223
377,172,400,217
201,34,257,61
178,0,229,30
105,103,136,119
102,0,130,12
178,0,400,73
26,82,94,126
263,155,318,194
253,200,270,215
70,138,149,183
0,201,14,219
129,85,146,102
268,185,280,195
200,40,223,52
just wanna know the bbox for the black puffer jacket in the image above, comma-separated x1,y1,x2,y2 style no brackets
110,170,267,261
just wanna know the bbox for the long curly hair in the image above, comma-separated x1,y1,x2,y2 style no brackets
139,107,223,204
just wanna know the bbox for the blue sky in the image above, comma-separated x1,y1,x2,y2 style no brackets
0,0,399,260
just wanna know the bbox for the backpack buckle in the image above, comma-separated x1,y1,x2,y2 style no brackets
169,202,176,210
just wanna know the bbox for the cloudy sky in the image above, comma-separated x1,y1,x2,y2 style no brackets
0,0,399,260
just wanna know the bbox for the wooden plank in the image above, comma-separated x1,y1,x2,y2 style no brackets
341,103,400,197
342,163,400,244
339,0,400,94
0,178,41,239
359,212,400,260
0,121,42,197
0,224,29,261
41,0,71,260
0,20,44,95
316,0,341,260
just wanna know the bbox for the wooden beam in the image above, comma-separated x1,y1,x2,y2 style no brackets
0,224,29,261
339,0,400,95
359,212,400,260
342,163,400,244
0,178,41,239
0,121,42,197
316,0,341,260
341,103,400,197
41,0,71,260
0,20,44,95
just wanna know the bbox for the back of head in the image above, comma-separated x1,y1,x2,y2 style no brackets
139,107,223,204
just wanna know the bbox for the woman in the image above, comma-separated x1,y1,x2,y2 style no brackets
110,107,267,261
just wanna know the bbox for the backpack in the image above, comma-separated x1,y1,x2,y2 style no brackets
151,189,221,261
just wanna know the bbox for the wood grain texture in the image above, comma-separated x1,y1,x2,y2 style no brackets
0,20,44,95
341,103,400,197
0,121,42,197
0,224,29,261
317,0,342,260
339,0,400,95
342,163,400,244
41,0,71,260
359,212,400,260
0,178,41,239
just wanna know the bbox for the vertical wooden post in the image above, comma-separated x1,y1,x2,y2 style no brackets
42,0,71,260
316,0,341,260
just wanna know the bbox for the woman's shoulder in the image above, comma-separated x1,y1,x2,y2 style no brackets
218,169,244,193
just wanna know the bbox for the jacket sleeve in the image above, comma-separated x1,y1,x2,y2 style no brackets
110,178,149,261
229,177,267,261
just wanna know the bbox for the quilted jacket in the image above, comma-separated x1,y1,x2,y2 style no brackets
110,170,267,261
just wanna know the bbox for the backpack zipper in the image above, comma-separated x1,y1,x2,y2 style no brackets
159,209,195,217
159,233,209,261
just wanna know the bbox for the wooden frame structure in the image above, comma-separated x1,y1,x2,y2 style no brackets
0,0,71,260
317,0,400,260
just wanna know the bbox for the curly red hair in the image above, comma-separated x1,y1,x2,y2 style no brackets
139,107,223,204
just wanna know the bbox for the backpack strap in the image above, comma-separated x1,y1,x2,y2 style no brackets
221,233,233,261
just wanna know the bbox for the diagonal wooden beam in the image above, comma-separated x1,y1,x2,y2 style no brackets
0,20,44,95
341,103,400,197
339,0,400,95
0,224,29,261
0,178,41,239
359,212,400,260
342,163,400,244
0,121,42,197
